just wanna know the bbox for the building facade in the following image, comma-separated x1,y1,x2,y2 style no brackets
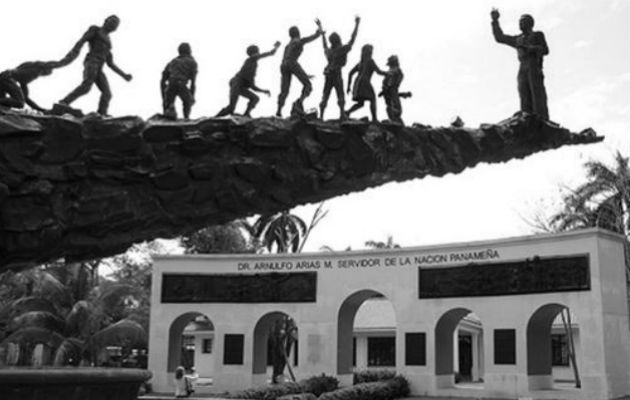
148,229,630,399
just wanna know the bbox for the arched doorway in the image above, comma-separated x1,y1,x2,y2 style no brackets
167,312,215,380
337,290,397,380
252,311,298,384
435,308,484,388
527,303,580,390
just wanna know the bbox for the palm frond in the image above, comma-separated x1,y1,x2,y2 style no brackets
53,337,84,366
9,311,66,334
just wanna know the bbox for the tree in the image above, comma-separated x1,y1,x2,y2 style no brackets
0,261,147,367
181,220,253,254
544,151,629,274
365,235,401,249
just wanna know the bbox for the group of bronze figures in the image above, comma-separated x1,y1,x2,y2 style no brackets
0,10,550,123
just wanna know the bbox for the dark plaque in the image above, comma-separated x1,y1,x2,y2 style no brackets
161,272,317,303
494,329,516,365
419,255,590,298
223,334,244,365
405,332,426,366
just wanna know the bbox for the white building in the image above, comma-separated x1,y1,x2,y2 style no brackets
148,229,630,399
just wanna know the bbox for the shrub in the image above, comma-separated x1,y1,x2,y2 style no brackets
318,375,410,400
353,369,397,384
227,374,339,400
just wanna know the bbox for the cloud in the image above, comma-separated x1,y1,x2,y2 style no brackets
573,40,592,48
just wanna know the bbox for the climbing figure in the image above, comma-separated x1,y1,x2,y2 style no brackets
0,61,60,112
379,55,412,124
161,43,198,120
216,41,281,118
318,16,360,120
346,44,385,122
57,15,133,116
276,19,324,117
491,8,549,120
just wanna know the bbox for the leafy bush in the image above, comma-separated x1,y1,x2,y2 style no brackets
228,374,339,400
353,369,397,384
318,375,410,400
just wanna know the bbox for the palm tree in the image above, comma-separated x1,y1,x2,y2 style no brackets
0,264,146,367
247,203,328,254
547,151,629,273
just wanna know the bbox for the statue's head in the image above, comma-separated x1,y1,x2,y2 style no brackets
289,26,300,39
103,15,120,32
361,44,373,61
247,45,260,57
178,42,192,56
387,55,399,68
519,14,534,32
329,32,341,47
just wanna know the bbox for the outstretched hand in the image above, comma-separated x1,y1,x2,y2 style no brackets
491,8,500,21
315,18,323,33
355,15,361,24
262,90,271,97
124,73,133,82
273,41,281,49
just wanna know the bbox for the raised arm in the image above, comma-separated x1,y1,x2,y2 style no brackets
347,16,360,48
490,9,517,48
301,18,323,44
106,53,132,81
255,41,282,60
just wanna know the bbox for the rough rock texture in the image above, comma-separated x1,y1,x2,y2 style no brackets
0,107,602,271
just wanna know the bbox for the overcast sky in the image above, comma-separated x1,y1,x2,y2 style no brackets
3,0,629,252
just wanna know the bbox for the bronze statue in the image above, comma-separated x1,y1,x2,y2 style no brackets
491,9,549,120
346,44,385,122
0,61,59,112
276,20,323,117
318,16,360,120
216,41,281,118
161,43,198,120
57,15,132,116
379,55,412,124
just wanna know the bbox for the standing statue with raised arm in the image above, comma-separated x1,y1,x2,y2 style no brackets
276,20,323,117
0,61,61,112
57,15,132,116
491,8,549,120
161,43,198,120
318,16,360,120
379,55,412,124
216,41,281,118
346,44,385,122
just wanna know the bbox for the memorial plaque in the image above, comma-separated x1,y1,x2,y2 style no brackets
223,334,244,365
405,332,426,366
419,255,589,298
161,272,317,303
494,329,516,365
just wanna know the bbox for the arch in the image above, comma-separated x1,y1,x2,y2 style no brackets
435,308,472,376
527,303,579,390
167,312,214,373
337,289,392,375
252,311,296,375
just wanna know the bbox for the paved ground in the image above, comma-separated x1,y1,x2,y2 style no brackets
140,395,514,400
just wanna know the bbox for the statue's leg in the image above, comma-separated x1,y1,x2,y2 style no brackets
60,61,99,105
179,84,194,119
94,70,112,116
276,67,292,116
517,65,533,114
369,98,378,122
0,78,25,108
320,74,333,118
163,83,178,117
294,64,312,102
333,72,346,119
529,68,549,120
346,100,364,116
216,80,240,117
242,88,259,117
